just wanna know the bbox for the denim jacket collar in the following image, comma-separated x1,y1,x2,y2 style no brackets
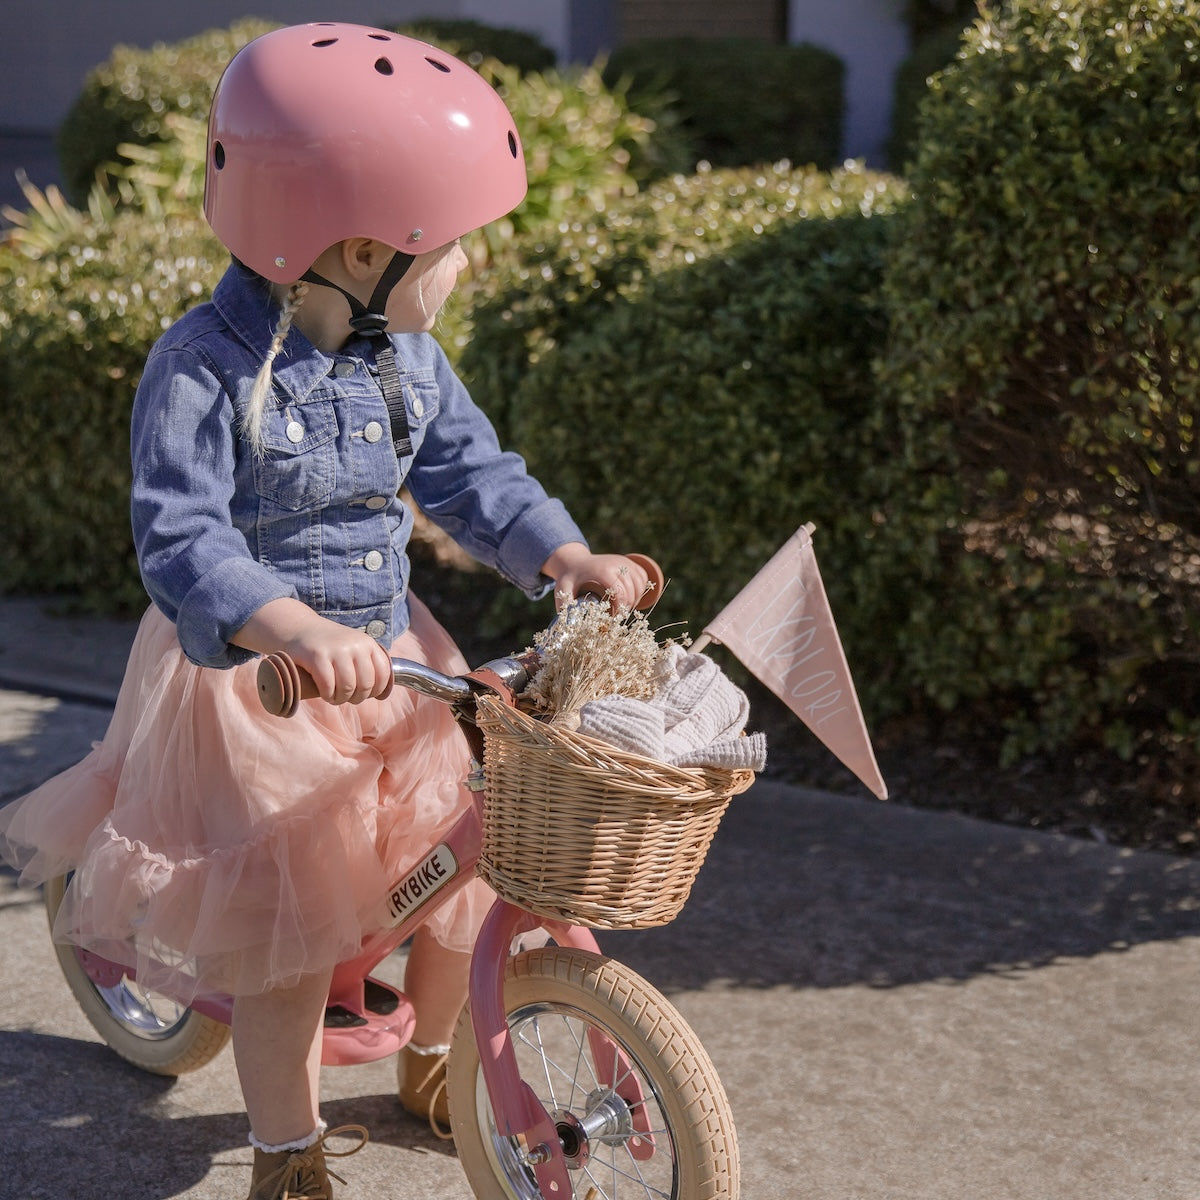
210,261,355,406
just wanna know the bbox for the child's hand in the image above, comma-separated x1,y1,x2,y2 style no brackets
232,598,394,704
541,543,654,612
283,622,394,705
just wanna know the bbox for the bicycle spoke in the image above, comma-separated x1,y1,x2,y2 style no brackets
525,1012,678,1198
581,1149,674,1200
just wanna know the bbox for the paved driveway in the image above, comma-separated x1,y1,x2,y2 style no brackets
3,683,1200,1200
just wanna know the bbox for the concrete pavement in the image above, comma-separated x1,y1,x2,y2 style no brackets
2,595,1200,1198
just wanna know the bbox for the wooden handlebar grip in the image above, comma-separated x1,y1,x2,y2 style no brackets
257,652,318,718
625,553,665,607
576,554,665,612
256,651,392,716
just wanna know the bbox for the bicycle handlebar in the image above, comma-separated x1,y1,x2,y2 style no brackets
255,650,537,718
256,553,663,718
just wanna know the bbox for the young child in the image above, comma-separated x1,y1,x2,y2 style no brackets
0,23,650,1200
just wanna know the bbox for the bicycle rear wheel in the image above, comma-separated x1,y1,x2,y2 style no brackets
446,946,738,1200
43,874,231,1075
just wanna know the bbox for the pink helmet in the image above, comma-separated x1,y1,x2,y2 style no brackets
204,23,528,283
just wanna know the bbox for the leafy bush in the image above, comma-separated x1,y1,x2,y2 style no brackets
604,37,844,171
55,18,277,206
467,59,690,262
0,182,225,609
455,163,910,652
878,0,1200,767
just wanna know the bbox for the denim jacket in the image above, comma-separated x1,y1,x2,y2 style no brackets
131,263,584,668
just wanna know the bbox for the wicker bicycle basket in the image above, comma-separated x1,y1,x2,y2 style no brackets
474,692,755,929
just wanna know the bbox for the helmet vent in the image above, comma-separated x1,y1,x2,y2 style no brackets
507,131,518,157
312,38,338,48
213,141,226,169
368,33,391,41
374,58,394,76
425,56,452,73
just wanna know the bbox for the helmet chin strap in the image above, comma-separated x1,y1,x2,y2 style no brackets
301,250,417,456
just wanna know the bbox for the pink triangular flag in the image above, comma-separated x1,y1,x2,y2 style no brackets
701,524,888,799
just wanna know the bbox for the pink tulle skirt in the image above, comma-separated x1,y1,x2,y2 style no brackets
0,598,495,1002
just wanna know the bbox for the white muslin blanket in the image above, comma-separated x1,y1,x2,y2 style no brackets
576,645,767,771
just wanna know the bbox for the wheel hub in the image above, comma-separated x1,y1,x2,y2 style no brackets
552,1089,638,1170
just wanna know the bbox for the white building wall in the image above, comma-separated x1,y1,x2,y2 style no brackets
788,0,910,163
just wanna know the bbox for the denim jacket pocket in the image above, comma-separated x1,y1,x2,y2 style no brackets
252,399,339,511
404,376,440,437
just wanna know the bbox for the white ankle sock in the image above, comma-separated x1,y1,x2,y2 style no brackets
407,1041,451,1056
249,1118,327,1154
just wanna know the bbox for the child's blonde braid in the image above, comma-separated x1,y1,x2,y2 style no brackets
244,281,309,453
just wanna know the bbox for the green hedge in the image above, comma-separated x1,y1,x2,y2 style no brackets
878,0,1200,764
455,162,907,436
604,37,844,171
496,216,900,640
0,203,224,610
471,59,689,253
455,163,910,656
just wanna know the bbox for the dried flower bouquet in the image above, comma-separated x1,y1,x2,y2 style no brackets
522,593,678,727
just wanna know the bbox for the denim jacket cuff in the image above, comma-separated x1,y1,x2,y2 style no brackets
494,500,586,598
175,558,297,669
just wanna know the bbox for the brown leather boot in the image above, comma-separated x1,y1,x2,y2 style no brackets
247,1125,368,1200
397,1044,451,1137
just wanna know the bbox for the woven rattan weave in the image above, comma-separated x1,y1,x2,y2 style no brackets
475,693,755,929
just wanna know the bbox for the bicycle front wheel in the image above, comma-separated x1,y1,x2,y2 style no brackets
446,946,738,1200
43,874,231,1075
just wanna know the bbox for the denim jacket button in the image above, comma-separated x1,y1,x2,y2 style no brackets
412,397,425,419
364,421,384,444
365,619,387,639
364,495,388,510
333,361,356,378
285,420,305,444
363,550,384,571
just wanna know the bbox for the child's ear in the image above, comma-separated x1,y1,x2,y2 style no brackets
342,237,384,279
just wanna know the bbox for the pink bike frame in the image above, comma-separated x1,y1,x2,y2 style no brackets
74,767,650,1191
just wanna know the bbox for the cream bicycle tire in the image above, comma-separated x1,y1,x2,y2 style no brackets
446,946,738,1200
44,873,231,1076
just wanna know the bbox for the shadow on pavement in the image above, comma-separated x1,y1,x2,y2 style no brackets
600,782,1200,992
1,1029,241,1199
1,1027,458,1199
